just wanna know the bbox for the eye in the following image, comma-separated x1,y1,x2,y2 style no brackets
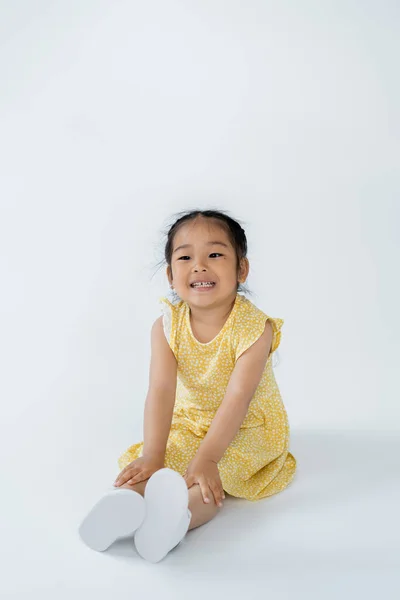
178,253,223,260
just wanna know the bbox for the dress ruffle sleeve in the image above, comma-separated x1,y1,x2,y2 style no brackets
269,316,284,354
235,314,284,361
159,296,179,358
159,297,172,344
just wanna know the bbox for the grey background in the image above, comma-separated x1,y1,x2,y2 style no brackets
1,1,399,598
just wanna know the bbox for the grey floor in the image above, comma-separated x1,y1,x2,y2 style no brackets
3,430,399,599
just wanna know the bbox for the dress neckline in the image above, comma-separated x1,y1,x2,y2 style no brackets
186,293,241,346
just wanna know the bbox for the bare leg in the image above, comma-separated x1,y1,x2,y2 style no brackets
119,479,148,496
119,480,221,531
186,483,221,530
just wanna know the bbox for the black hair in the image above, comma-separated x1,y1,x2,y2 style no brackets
153,208,253,303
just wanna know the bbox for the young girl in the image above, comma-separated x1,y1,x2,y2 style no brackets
79,209,297,563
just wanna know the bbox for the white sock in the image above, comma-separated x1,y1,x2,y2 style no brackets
79,486,145,552
133,468,191,563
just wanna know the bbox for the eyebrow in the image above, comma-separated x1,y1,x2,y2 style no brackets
173,241,230,254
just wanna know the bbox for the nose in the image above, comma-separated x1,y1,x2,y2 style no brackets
192,260,207,272
193,265,208,274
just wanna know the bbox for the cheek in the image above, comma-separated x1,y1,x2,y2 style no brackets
173,263,188,277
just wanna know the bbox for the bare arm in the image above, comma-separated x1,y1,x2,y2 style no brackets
142,315,178,461
195,320,273,463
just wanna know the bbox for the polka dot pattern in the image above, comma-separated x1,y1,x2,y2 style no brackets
117,293,296,501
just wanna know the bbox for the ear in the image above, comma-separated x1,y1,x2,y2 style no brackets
238,258,249,283
166,265,173,286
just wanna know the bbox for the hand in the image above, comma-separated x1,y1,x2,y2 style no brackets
183,456,225,507
113,454,164,487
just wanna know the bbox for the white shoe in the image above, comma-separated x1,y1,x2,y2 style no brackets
134,468,192,563
78,486,146,552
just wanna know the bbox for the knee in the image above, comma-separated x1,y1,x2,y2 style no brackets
119,479,148,496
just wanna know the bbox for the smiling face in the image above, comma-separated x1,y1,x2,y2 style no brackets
166,216,249,305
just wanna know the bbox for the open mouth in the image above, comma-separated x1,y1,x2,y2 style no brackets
190,282,216,289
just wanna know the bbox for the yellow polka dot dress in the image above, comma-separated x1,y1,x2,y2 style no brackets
117,292,297,501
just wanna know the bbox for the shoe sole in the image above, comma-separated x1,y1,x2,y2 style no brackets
134,468,189,563
78,488,145,552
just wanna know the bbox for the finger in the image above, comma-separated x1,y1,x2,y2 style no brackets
209,482,223,507
184,475,195,489
200,480,211,504
114,468,127,486
115,469,138,486
126,472,144,485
